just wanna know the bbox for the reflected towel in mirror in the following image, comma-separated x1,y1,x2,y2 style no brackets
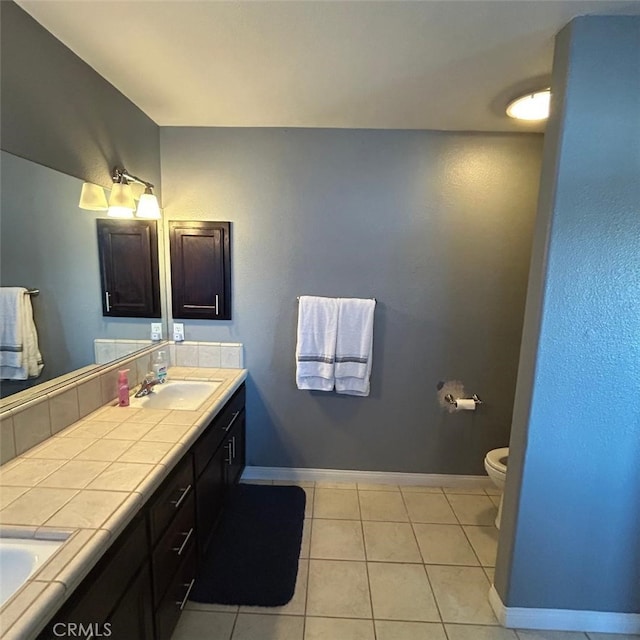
0,287,44,380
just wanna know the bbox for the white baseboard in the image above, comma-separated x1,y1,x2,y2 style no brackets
241,465,493,488
489,585,640,634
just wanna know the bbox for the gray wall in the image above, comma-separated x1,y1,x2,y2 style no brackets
495,16,640,613
161,128,543,473
0,0,160,191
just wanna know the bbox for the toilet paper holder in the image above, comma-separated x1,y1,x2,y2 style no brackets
445,393,483,406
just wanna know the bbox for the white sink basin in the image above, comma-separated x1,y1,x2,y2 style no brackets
129,380,222,411
0,538,63,606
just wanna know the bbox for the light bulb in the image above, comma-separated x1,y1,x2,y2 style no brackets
506,89,551,121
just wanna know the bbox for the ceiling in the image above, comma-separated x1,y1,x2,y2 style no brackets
18,0,640,132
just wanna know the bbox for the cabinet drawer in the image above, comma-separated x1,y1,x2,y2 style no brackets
194,384,245,478
148,452,194,544
152,491,196,604
154,544,197,640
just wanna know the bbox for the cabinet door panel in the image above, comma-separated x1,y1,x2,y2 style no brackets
224,410,246,487
196,443,225,560
169,221,231,320
97,219,161,318
193,384,245,478
107,563,154,640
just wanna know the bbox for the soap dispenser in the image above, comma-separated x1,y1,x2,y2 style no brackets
118,369,130,407
152,350,168,383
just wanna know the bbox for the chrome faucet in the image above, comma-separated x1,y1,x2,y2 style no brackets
135,373,160,398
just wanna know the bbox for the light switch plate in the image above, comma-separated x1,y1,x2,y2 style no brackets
151,322,162,341
173,323,185,342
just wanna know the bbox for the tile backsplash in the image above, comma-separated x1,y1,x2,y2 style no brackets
94,339,153,365
170,341,244,369
94,339,244,370
0,341,244,466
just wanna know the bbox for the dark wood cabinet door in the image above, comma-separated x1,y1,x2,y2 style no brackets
228,410,246,486
97,219,161,318
169,221,231,320
108,563,154,640
222,409,245,487
195,443,225,560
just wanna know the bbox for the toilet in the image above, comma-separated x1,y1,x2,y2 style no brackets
484,447,508,528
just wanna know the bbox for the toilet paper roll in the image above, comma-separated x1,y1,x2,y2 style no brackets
455,398,476,411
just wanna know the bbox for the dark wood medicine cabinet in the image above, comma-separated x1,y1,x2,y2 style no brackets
96,219,161,318
169,221,232,321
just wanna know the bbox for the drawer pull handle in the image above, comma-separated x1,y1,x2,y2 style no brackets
225,442,233,465
223,410,241,432
173,527,194,556
177,578,195,611
231,435,236,459
170,484,192,510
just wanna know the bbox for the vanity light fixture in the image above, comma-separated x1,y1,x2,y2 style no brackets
78,167,161,219
135,186,162,219
110,167,161,219
506,88,551,121
78,182,108,211
108,179,136,218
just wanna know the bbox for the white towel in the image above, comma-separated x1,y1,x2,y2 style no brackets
334,298,376,396
295,296,339,391
0,287,44,380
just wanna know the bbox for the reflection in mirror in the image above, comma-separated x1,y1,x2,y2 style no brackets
0,151,167,402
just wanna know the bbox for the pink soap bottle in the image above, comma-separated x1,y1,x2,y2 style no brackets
118,369,130,407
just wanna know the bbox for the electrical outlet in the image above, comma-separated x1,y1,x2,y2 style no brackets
173,322,185,342
151,322,162,341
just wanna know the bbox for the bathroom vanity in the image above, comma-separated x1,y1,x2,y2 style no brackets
37,382,245,640
0,366,246,640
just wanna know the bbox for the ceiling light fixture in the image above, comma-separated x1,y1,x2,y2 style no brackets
506,88,551,121
78,167,161,219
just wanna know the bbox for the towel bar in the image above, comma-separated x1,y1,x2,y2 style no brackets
296,296,376,302
26,289,39,296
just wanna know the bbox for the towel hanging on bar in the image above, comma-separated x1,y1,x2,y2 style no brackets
0,287,44,380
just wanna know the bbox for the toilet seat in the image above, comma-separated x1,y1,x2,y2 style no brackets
485,447,509,475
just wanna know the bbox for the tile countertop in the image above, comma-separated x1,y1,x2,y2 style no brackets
0,366,248,640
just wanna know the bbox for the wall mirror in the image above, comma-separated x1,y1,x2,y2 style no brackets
0,151,168,407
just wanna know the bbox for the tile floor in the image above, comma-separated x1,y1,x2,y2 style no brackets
171,481,639,640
